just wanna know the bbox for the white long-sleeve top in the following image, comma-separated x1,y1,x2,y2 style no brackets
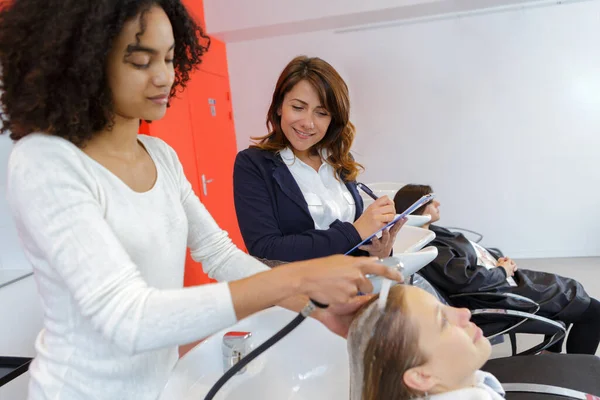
6,133,270,400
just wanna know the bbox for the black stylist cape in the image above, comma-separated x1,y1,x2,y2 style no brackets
420,225,590,321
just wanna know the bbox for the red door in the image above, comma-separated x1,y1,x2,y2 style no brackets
149,93,200,194
147,89,216,286
145,2,244,287
187,70,246,253
150,91,199,193
198,38,229,78
183,0,205,29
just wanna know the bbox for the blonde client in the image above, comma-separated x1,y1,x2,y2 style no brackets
348,284,504,400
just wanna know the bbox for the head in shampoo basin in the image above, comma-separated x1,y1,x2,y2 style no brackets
347,285,492,400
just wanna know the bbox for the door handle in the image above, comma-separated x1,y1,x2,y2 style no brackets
202,174,214,196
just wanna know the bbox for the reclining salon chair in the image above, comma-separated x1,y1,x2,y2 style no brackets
364,181,563,356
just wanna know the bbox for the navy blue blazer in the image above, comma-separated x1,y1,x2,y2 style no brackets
233,147,367,262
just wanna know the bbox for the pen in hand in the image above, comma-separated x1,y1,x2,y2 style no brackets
357,182,379,201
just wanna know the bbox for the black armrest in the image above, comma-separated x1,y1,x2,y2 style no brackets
484,354,600,397
450,292,565,355
471,308,566,355
0,357,33,387
502,383,600,398
450,292,540,314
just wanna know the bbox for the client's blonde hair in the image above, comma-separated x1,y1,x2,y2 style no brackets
347,285,428,400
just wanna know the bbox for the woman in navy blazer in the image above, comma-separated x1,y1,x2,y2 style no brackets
234,56,403,263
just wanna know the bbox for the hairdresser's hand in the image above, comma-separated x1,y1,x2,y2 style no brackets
313,295,376,338
353,196,396,240
291,255,403,306
497,257,517,277
359,217,407,258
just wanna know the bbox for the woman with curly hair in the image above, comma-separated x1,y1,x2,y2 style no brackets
0,2,403,399
233,56,403,264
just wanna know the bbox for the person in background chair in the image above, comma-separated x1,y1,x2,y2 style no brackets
393,184,600,355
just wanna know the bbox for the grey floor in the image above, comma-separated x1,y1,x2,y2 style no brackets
489,257,600,358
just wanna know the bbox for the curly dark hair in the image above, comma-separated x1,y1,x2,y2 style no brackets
0,0,209,147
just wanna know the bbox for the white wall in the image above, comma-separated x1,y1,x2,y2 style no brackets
0,275,43,399
0,122,31,272
226,0,600,259
0,103,41,400
205,0,425,32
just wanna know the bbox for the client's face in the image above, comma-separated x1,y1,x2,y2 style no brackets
422,199,441,223
403,286,491,394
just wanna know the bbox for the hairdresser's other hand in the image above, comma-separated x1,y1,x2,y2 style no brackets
313,295,375,338
290,255,403,306
353,196,396,240
497,257,517,277
359,217,406,258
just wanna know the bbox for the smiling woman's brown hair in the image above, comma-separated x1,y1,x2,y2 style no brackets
0,0,209,147
251,56,363,181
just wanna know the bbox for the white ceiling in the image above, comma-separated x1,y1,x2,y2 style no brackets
203,0,582,42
